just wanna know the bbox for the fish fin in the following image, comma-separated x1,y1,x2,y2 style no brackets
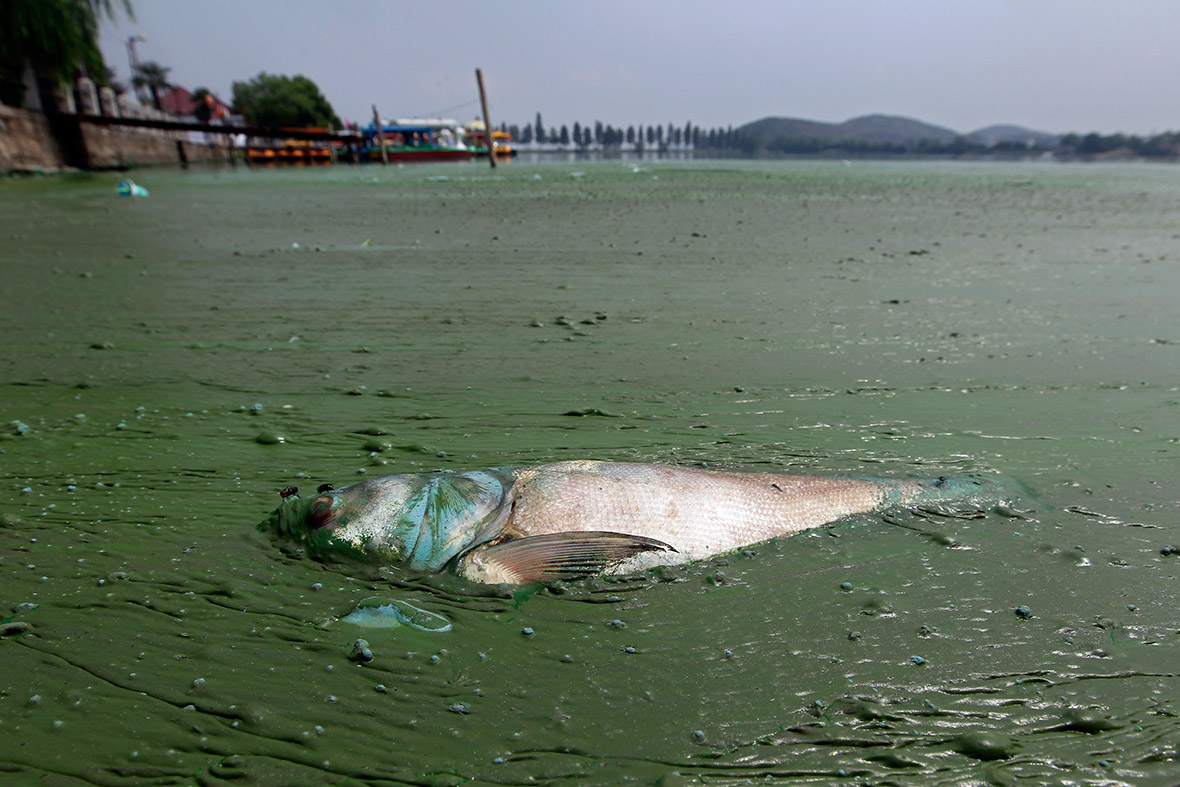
462,531,676,584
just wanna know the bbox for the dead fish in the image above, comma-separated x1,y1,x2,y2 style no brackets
259,460,998,584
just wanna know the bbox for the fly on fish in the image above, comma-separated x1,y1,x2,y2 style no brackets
259,460,1000,584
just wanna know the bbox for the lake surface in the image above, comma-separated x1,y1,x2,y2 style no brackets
2,159,1179,785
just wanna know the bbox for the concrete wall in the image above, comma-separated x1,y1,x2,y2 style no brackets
1,104,233,172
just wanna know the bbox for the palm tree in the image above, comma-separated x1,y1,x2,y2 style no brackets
0,0,133,108
132,59,169,110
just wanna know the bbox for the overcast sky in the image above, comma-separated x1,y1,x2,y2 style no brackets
99,0,1180,135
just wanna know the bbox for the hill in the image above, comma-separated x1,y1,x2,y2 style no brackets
737,114,1058,149
738,114,959,146
964,124,1059,147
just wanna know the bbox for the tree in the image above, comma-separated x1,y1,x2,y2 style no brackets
232,72,340,129
559,125,570,145
534,112,545,143
0,0,133,108
573,120,582,147
132,60,169,109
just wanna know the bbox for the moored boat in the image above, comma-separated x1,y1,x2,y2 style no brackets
464,119,515,158
358,118,475,162
246,127,338,165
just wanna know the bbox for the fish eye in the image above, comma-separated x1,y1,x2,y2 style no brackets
308,496,336,530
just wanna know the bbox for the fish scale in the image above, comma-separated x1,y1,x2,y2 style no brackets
505,462,890,562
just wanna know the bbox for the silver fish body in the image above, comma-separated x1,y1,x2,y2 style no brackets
260,461,998,584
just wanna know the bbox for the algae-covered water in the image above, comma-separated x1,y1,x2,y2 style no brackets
2,159,1179,785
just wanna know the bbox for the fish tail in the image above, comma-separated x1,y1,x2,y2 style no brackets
876,473,1002,508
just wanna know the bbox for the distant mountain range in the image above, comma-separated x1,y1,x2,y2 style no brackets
737,114,1059,147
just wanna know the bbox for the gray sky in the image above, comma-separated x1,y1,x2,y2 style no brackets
100,0,1180,135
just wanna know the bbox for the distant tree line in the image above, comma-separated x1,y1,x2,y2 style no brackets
1057,131,1180,157
745,131,1180,158
506,113,728,151
504,113,1180,159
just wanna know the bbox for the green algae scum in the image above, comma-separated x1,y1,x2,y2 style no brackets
2,160,1180,784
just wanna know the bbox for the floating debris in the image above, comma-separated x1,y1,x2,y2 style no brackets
340,597,452,632
562,408,623,418
116,179,149,197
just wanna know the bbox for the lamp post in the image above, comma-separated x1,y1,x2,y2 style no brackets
126,35,145,103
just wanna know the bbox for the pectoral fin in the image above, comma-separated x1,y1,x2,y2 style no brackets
457,531,676,584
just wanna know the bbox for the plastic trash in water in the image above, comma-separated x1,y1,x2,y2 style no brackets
340,597,452,632
116,179,149,197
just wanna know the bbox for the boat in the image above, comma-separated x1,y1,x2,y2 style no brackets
246,128,337,165
357,118,476,162
464,119,515,158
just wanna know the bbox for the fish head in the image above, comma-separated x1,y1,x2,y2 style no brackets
258,470,510,571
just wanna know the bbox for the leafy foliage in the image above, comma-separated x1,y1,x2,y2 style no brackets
231,72,340,130
0,0,132,107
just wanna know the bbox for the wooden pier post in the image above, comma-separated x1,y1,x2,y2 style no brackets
475,68,496,168
372,104,388,165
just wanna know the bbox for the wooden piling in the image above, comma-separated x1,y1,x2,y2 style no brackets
372,104,388,165
475,68,496,168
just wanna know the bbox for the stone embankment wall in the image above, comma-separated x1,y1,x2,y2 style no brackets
0,105,62,171
1,104,232,172
80,122,232,169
